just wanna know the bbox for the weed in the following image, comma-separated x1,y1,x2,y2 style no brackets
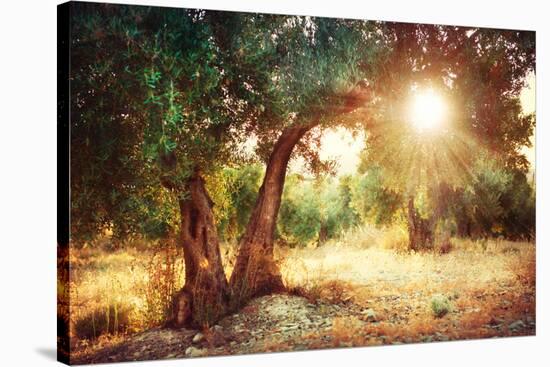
74,302,131,340
431,294,452,318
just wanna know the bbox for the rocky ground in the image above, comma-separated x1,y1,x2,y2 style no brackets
74,289,535,365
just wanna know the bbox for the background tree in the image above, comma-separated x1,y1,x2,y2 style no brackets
209,165,264,242
358,24,535,249
444,156,535,239
277,175,322,246
350,167,402,226
277,174,361,246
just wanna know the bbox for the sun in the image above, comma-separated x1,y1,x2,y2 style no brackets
409,89,447,132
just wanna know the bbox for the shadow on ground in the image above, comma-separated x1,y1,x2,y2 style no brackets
36,348,57,361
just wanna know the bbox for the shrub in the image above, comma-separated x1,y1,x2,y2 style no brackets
431,294,452,318
290,280,353,305
141,241,184,327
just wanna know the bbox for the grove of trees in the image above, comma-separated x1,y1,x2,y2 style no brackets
69,3,535,328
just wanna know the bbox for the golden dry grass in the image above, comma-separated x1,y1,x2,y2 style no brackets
279,228,535,344
67,226,535,352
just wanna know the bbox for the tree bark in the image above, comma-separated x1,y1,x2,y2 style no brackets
456,218,471,238
168,171,230,328
318,218,328,246
229,125,311,306
407,196,434,251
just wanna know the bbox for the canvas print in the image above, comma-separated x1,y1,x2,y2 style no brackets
57,1,536,364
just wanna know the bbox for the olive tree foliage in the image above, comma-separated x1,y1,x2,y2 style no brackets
69,4,283,243
362,25,535,189
228,16,387,167
68,4,295,326
69,5,387,244
70,5,166,242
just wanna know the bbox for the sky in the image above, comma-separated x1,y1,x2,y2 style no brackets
293,73,536,177
520,73,536,167
314,127,365,176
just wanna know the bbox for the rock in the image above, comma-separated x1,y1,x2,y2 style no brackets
212,325,223,333
192,332,204,343
185,346,206,358
209,330,226,347
508,320,526,330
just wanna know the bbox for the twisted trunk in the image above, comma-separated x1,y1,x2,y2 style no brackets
168,171,229,328
166,87,371,324
229,89,371,306
229,125,311,306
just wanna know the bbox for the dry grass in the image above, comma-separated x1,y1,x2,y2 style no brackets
280,226,535,344
67,226,535,353
67,238,240,350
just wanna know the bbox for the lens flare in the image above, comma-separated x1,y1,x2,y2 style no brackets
409,89,446,132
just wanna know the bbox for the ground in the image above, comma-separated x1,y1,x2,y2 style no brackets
69,234,535,365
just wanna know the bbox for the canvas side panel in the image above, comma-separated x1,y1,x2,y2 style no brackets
57,2,71,365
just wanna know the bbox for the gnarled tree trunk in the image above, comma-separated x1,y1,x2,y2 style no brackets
229,125,311,306
168,171,230,328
